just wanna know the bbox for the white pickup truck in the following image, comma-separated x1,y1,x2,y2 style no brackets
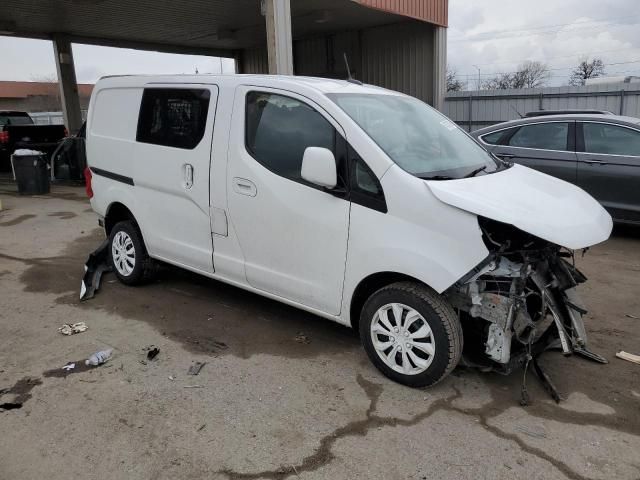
85,74,612,388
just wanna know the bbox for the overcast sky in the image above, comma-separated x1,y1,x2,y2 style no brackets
0,0,639,88
0,37,236,83
448,0,640,88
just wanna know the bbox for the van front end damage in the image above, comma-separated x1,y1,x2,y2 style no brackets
445,217,607,403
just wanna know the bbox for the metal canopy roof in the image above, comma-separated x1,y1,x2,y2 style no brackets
0,0,422,57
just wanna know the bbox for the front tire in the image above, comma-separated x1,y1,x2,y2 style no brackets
359,282,463,388
108,220,155,285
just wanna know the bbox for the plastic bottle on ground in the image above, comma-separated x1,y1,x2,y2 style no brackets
85,349,113,366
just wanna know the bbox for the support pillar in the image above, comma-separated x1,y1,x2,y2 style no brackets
264,0,293,75
53,35,83,134
432,26,447,111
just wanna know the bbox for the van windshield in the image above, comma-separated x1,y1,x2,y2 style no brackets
328,93,501,180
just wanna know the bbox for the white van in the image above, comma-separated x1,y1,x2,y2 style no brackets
86,75,612,388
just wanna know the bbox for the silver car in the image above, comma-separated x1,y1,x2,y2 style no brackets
472,114,640,224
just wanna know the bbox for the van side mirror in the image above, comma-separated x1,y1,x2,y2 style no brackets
301,147,337,189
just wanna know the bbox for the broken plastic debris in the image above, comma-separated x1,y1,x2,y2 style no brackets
146,347,160,361
58,322,88,335
625,314,639,319
616,351,640,365
188,362,206,375
86,349,113,366
62,362,76,371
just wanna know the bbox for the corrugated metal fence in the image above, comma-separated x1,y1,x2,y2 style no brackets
30,110,88,125
444,83,640,132
240,20,436,104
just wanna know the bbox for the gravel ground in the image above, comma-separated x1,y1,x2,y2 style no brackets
1,180,639,480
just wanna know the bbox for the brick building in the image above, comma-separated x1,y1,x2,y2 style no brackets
0,81,93,113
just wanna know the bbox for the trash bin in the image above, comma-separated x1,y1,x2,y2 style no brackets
11,150,50,195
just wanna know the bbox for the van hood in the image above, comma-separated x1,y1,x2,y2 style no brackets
426,164,612,250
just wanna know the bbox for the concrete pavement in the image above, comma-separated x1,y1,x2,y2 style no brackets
1,181,639,480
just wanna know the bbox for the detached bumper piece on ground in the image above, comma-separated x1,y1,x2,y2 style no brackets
79,238,111,301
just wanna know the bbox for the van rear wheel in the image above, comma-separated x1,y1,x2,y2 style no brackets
359,282,462,388
108,220,155,285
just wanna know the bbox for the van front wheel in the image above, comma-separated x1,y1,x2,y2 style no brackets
108,220,155,285
359,282,462,388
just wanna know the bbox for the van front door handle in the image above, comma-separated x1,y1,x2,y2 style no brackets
232,177,257,197
496,153,515,159
583,159,607,165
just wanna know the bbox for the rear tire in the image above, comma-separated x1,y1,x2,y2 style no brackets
359,281,462,388
108,220,156,285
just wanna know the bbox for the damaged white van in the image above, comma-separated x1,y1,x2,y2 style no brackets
85,75,612,389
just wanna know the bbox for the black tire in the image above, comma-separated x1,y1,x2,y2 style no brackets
359,281,463,388
108,220,156,285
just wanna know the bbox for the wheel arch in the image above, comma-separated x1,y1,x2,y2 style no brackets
104,202,137,235
349,271,429,334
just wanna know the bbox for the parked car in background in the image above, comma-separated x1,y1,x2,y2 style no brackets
0,110,67,172
473,114,640,224
0,110,34,126
86,75,611,388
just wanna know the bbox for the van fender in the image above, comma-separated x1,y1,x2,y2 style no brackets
340,166,489,327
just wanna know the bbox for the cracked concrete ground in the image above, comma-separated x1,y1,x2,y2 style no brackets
1,180,639,480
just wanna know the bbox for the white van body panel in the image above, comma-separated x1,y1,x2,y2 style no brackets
340,164,489,316
131,84,218,272
226,86,350,315
427,164,613,250
86,86,141,220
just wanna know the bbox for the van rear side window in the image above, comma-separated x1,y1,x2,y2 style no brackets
136,88,210,149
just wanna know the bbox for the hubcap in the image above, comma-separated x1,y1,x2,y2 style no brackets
112,231,135,277
370,303,435,375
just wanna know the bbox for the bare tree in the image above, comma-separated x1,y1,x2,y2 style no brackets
513,61,550,88
483,72,514,90
569,58,606,86
483,61,550,90
446,66,465,92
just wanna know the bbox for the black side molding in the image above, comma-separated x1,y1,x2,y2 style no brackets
90,167,134,186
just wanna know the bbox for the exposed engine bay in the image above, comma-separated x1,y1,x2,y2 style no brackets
445,217,607,403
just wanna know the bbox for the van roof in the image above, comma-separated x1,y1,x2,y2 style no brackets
95,74,402,97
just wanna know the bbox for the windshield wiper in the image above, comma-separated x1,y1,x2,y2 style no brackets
464,165,488,178
419,175,455,181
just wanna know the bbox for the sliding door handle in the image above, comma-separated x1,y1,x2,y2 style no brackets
184,164,194,189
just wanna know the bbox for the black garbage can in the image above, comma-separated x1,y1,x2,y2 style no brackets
12,153,50,195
